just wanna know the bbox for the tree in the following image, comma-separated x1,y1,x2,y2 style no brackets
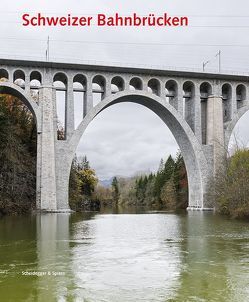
78,155,90,170
78,168,98,197
215,148,249,218
111,176,120,202
69,155,98,209
160,178,177,209
158,158,164,173
69,156,81,204
173,152,188,208
154,155,175,200
0,95,36,214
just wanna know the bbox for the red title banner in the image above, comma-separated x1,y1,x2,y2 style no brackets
22,13,189,27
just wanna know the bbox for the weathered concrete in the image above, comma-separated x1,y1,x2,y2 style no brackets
0,58,248,211
206,95,225,175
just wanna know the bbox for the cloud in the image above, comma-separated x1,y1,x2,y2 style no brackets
76,103,178,179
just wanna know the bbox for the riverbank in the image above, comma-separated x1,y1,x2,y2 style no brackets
214,148,249,220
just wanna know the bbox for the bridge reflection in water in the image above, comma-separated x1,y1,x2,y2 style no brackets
0,211,249,301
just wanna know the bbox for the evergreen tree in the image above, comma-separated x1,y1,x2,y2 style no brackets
111,176,120,201
78,155,90,170
160,178,177,209
153,155,175,200
173,152,188,208
158,158,164,173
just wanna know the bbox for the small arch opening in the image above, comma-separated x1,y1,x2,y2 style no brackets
92,75,106,106
200,82,212,145
53,73,67,140
129,77,143,91
222,83,232,122
183,81,194,98
30,71,42,103
111,76,124,93
236,84,246,109
165,80,178,108
73,74,86,129
200,82,212,99
13,70,25,89
183,81,195,131
30,71,42,83
0,69,9,81
148,78,160,96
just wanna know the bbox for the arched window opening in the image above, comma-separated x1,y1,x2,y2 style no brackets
129,77,143,91
200,82,212,145
200,82,212,99
73,74,86,129
30,71,42,104
111,76,124,93
13,70,25,89
53,73,67,140
222,83,232,122
183,81,195,131
148,79,160,96
236,84,246,110
165,80,178,108
92,75,105,106
0,69,9,82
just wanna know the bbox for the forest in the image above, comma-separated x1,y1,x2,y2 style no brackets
0,94,36,215
69,152,188,211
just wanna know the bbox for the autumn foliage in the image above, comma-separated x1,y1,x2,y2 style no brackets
0,94,36,215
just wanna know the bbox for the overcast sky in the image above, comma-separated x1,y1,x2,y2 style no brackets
1,0,249,179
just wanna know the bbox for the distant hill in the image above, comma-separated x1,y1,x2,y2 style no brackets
98,177,114,188
99,170,152,188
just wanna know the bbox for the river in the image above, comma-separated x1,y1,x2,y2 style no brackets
0,208,249,302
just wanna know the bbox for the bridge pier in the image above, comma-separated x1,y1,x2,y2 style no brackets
206,95,226,176
36,86,57,212
55,149,72,212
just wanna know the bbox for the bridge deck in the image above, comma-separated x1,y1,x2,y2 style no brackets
1,58,249,82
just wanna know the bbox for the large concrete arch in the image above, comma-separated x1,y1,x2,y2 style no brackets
0,81,40,131
56,90,210,210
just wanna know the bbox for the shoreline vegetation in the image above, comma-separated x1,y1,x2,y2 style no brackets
0,94,248,220
214,148,249,219
69,152,188,212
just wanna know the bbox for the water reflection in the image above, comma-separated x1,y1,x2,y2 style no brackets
36,213,73,301
0,210,249,301
71,212,181,301
0,215,37,301
171,212,249,302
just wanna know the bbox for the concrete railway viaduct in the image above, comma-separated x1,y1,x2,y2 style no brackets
0,59,248,211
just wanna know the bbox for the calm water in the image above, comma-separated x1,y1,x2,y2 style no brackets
0,208,249,302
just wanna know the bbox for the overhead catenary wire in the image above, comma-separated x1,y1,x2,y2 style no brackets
1,36,249,48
